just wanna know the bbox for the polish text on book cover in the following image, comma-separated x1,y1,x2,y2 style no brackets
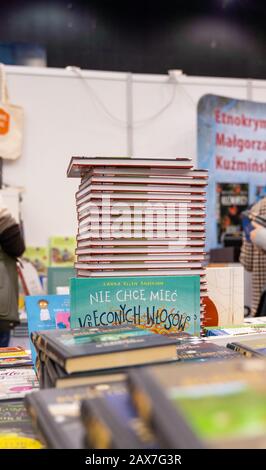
70,275,200,335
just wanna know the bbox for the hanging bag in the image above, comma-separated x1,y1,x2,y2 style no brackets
0,63,24,160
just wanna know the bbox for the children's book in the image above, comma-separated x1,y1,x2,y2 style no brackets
0,368,39,401
23,246,49,274
49,237,76,267
70,275,200,336
25,294,70,367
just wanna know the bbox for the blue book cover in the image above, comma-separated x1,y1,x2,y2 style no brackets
25,295,70,366
70,275,200,335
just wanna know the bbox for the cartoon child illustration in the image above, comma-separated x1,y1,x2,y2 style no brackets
38,299,51,321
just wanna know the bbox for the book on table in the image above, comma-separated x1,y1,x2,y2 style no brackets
227,336,266,358
127,358,266,449
24,381,158,449
31,325,177,374
0,346,32,368
0,401,42,449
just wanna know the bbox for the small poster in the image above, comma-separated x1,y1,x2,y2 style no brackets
216,183,249,244
197,94,266,249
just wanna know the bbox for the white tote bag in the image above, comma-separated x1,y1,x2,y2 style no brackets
0,64,24,160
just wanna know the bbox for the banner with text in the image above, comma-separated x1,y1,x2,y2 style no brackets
198,94,266,248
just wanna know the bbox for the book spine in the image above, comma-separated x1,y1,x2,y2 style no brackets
31,332,66,370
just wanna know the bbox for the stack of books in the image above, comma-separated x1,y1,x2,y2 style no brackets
25,380,159,449
67,156,208,324
127,358,266,448
25,326,255,449
25,356,266,449
32,326,242,389
0,347,41,449
203,323,266,346
0,346,32,369
31,325,177,389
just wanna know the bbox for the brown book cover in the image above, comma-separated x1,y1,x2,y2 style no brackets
67,156,194,178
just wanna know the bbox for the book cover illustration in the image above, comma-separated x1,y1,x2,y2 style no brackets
49,237,76,267
25,294,70,366
23,246,49,274
0,368,39,400
0,401,42,449
216,183,249,244
70,275,200,335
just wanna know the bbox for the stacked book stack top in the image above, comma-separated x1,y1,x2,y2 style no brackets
67,156,208,323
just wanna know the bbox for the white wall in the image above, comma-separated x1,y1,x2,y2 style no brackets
3,65,266,245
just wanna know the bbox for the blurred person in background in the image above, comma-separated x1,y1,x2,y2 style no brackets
240,197,266,316
0,195,25,346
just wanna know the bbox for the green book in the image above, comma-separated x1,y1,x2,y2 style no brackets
47,267,75,295
128,358,266,448
70,275,200,335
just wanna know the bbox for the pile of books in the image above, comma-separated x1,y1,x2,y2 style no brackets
31,325,177,389
31,326,242,389
0,346,41,449
24,356,266,449
67,156,208,324
25,321,266,449
204,318,266,346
